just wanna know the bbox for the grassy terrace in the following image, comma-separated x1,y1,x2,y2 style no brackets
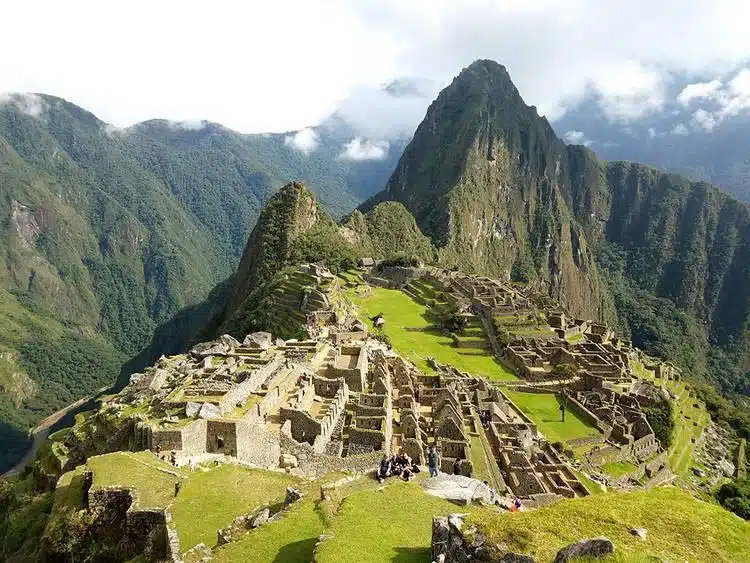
503,390,600,443
212,496,325,563
602,460,639,479
468,487,750,562
172,465,299,551
87,451,188,509
315,480,480,563
632,361,709,478
348,283,517,381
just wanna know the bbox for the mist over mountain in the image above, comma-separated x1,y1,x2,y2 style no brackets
553,65,750,203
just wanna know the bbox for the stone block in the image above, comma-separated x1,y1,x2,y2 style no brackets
199,403,222,420
279,453,298,469
185,402,201,418
243,332,272,349
220,334,241,348
554,537,614,562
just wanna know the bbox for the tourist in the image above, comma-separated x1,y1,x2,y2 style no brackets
377,455,391,482
428,446,440,478
402,465,414,481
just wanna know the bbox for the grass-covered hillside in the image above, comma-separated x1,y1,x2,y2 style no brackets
3,455,747,563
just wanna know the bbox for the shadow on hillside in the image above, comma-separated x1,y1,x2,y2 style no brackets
0,421,32,474
273,537,318,563
391,546,431,562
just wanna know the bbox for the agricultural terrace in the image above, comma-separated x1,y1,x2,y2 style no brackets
172,464,299,551
345,277,516,381
503,389,601,443
345,273,600,442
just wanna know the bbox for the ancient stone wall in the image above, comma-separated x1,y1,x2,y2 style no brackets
180,419,208,455
150,428,183,452
219,355,280,413
206,420,239,456
279,408,321,446
278,429,380,478
313,376,345,398
348,427,386,450
312,385,349,453
236,422,281,468
564,393,612,436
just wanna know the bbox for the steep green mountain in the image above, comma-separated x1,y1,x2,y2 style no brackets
365,60,749,397
0,95,398,472
363,60,609,320
133,182,437,365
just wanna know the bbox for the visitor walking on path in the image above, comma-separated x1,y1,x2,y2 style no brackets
428,445,441,478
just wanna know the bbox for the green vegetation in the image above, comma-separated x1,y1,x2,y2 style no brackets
88,451,186,509
641,394,675,449
314,480,477,563
172,464,298,551
349,284,516,380
716,479,750,520
666,382,710,477
502,390,600,443
601,460,639,479
213,497,325,563
468,486,750,562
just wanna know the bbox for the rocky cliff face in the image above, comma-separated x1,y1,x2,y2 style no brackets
366,59,749,394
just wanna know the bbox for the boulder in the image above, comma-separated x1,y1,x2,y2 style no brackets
198,403,222,420
220,334,241,348
279,453,298,469
191,341,227,357
185,401,201,418
285,487,303,504
183,543,213,562
243,331,272,350
718,458,735,477
423,474,493,505
129,373,145,386
692,467,707,478
554,537,614,562
250,508,270,528
629,528,647,540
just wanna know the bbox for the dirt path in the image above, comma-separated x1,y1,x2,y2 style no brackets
1,386,109,478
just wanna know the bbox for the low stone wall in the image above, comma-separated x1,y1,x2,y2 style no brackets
588,443,626,465
279,408,321,446
348,427,386,451
564,393,612,436
279,429,380,478
219,355,281,414
566,435,606,448
150,428,184,452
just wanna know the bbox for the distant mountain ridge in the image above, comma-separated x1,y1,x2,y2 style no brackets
0,93,399,471
365,59,750,397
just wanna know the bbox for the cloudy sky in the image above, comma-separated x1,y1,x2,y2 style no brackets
2,0,750,133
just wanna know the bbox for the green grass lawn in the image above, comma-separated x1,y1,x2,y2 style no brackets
668,383,709,477
470,435,492,484
349,286,517,381
314,480,479,563
87,451,186,509
212,497,325,563
602,460,639,479
468,487,750,562
503,390,600,443
172,465,299,552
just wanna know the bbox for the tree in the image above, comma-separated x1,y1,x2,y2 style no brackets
435,305,468,335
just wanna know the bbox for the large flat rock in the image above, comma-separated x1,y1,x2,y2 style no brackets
423,473,493,505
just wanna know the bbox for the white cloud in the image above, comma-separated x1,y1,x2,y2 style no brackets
2,1,750,132
647,127,656,139
677,79,723,105
562,130,591,146
0,92,47,118
339,138,390,160
671,123,689,135
284,128,319,155
692,108,718,131
172,119,207,131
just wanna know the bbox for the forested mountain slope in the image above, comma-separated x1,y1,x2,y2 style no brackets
365,60,750,397
0,95,397,471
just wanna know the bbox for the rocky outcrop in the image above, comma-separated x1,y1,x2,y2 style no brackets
553,537,614,562
431,514,535,563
